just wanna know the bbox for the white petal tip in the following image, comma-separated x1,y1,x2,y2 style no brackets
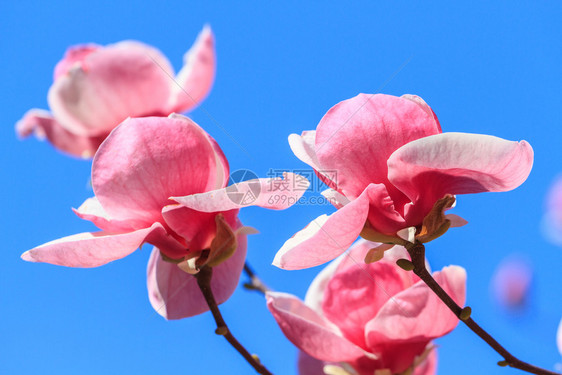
397,227,416,243
21,251,35,262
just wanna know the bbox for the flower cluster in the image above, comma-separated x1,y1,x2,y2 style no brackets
18,27,552,375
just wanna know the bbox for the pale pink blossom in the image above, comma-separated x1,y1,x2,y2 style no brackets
16,26,215,158
267,240,466,375
275,94,533,270
491,255,532,309
21,115,306,320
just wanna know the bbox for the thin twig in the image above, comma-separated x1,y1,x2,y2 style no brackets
195,266,273,375
403,241,560,375
243,262,271,295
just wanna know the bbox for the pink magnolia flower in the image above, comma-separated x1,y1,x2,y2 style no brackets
16,26,215,158
267,240,466,375
21,114,307,320
491,255,532,309
275,93,533,270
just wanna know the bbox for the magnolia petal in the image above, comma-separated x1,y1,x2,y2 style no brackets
289,131,322,171
314,94,441,201
15,109,104,158
266,291,367,362
365,183,407,235
388,132,534,214
366,265,466,345
147,229,247,320
289,131,339,189
412,346,438,375
297,351,326,375
172,172,309,211
162,204,238,254
48,41,173,136
168,25,216,114
322,260,407,350
73,197,146,232
21,223,167,267
397,227,416,243
446,214,468,228
53,44,101,80
321,189,350,209
363,266,464,373
273,186,373,270
92,115,220,223
304,254,347,313
401,94,442,133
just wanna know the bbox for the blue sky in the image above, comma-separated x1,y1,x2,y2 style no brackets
1,1,561,374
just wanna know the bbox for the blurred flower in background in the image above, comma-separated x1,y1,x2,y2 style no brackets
490,254,533,311
16,25,215,158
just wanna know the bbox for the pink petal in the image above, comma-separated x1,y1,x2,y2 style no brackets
304,253,346,314
53,44,101,80
161,204,238,253
266,291,367,362
92,115,220,224
21,223,168,267
388,133,534,216
446,214,468,228
321,259,407,350
146,229,247,320
314,94,441,202
365,265,466,350
365,183,407,235
414,348,437,375
73,197,145,233
171,172,309,211
297,351,326,375
401,94,441,133
321,189,350,209
15,109,105,158
288,131,338,190
48,41,173,136
168,25,216,113
272,185,374,270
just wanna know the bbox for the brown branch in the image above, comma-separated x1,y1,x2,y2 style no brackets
403,241,560,375
195,266,273,375
243,262,271,295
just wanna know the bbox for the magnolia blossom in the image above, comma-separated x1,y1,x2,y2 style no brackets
491,255,532,309
16,26,215,158
21,115,307,319
275,93,533,270
267,240,466,375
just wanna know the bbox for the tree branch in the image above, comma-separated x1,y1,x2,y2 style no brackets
403,241,560,375
243,262,271,295
195,266,273,375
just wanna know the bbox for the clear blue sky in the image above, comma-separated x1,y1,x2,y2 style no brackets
1,2,561,374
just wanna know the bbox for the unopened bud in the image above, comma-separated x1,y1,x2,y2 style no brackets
497,360,509,367
396,259,415,271
459,306,472,321
215,327,229,336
